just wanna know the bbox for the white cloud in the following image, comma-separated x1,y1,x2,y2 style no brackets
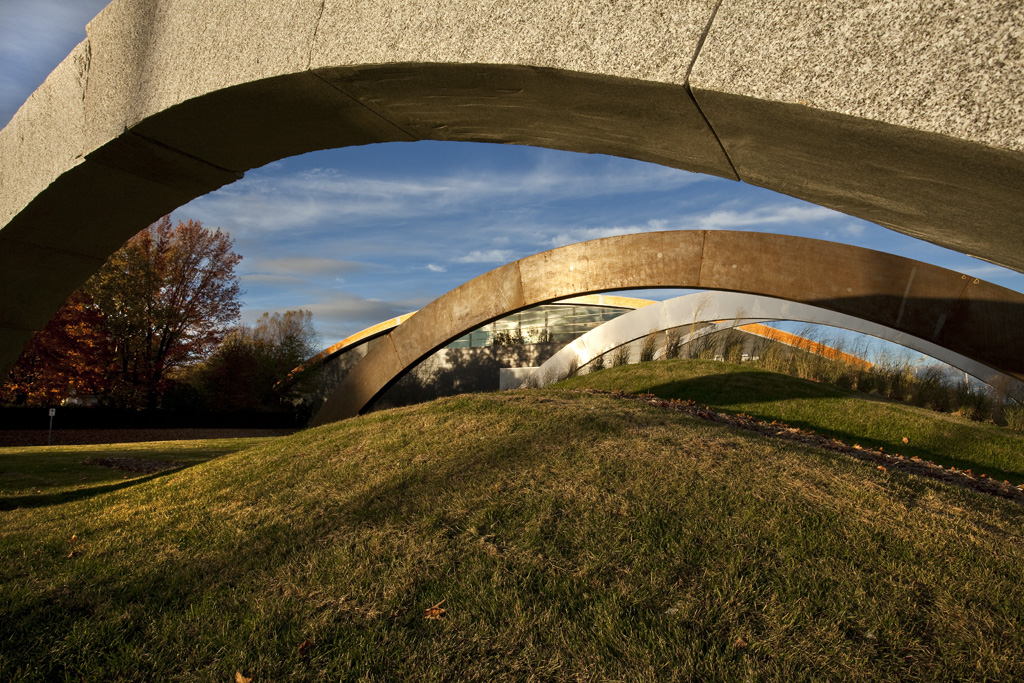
251,257,367,278
549,219,671,247
426,263,446,273
175,152,707,236
240,273,308,287
454,249,517,263
690,204,842,230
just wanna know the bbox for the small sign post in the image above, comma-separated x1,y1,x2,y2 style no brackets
48,408,56,446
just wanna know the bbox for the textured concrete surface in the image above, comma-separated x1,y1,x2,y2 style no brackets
310,231,1024,425
1,0,1023,380
689,0,1024,270
690,0,1024,152
310,0,715,84
83,0,322,150
0,41,90,230
527,292,1024,393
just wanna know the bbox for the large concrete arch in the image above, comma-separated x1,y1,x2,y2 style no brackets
280,293,654,388
526,291,1024,393
309,230,1024,425
2,1,1023,376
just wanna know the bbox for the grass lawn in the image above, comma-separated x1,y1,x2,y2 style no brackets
0,438,277,510
558,359,1024,484
2,363,1024,680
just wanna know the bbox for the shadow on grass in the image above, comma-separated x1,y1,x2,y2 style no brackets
639,375,1024,485
643,371,845,406
0,468,184,511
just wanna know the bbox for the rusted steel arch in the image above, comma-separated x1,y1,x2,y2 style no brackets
309,230,1024,425
2,1,1023,376
525,292,1024,393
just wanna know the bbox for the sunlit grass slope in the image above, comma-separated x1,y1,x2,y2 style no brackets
3,364,1024,681
559,359,1024,484
0,437,275,506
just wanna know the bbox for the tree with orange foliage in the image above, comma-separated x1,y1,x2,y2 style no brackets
86,216,243,408
0,290,115,406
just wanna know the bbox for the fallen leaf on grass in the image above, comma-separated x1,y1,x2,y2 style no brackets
235,672,251,683
733,636,749,648
424,599,447,620
298,639,312,656
902,437,909,444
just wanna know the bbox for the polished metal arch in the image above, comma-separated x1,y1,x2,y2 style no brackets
525,292,1024,393
310,230,1024,425
2,1,1022,375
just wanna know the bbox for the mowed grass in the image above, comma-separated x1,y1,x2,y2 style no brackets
559,359,1024,484
0,438,275,509
1,371,1024,680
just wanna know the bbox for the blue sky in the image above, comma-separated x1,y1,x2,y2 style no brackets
4,0,1023,348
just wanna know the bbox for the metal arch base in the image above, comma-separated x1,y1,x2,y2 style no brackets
524,292,1024,394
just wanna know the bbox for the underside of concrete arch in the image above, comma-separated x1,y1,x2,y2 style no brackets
525,291,1024,394
1,0,1022,379
308,230,1024,425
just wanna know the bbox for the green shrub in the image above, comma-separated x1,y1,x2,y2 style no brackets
1006,405,1024,432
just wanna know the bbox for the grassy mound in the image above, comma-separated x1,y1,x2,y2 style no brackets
560,359,1024,484
2,363,1024,681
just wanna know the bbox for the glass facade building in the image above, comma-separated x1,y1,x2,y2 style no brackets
446,304,630,348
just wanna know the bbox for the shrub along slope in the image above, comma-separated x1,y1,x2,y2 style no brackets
2,362,1024,681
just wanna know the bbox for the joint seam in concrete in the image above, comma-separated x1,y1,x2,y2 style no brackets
507,260,525,313
685,0,724,82
306,0,327,71
113,129,241,177
81,37,92,140
934,276,976,340
894,266,916,328
695,230,709,288
309,70,420,142
683,0,740,181
372,333,403,415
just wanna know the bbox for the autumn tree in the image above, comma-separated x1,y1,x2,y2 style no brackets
0,290,115,406
85,216,242,408
193,310,320,412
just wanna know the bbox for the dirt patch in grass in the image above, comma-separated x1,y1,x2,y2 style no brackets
81,457,185,474
0,428,295,448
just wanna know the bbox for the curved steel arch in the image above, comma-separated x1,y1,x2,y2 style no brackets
2,1,1023,374
525,292,1024,393
282,294,655,387
310,230,1024,425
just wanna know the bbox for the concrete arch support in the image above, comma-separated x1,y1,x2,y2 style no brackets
309,231,1024,425
2,1,1023,375
526,292,1024,394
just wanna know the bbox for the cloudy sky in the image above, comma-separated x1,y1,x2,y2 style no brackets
4,1,1023,348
